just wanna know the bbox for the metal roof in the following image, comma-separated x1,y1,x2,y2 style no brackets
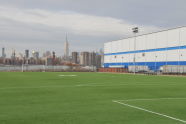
105,25,186,44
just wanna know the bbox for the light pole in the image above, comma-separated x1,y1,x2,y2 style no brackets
122,56,124,68
132,27,139,74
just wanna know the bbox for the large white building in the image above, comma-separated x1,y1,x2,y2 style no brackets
104,26,186,72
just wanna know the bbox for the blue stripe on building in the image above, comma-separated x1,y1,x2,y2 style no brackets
104,61,186,71
104,45,186,56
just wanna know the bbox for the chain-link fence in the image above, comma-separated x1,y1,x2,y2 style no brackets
0,65,97,72
128,65,186,75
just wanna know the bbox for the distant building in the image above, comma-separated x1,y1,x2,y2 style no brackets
32,51,39,59
99,48,104,67
72,52,78,64
11,49,16,59
80,52,90,66
89,52,96,66
43,51,51,58
25,50,29,59
95,54,102,68
79,51,102,67
2,47,6,58
52,51,56,59
64,35,69,60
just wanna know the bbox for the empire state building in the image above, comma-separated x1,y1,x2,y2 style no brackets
64,35,69,60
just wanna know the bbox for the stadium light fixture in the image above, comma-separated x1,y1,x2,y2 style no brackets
132,27,139,74
132,27,139,33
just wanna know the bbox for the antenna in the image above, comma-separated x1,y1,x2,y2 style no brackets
66,33,68,42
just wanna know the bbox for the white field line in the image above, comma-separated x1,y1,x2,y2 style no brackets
113,100,186,123
0,82,112,90
76,83,128,87
0,83,125,90
76,82,111,86
0,84,130,90
0,85,75,90
76,83,186,87
76,84,141,87
77,81,186,87
117,98,186,102
59,75,77,77
0,82,186,90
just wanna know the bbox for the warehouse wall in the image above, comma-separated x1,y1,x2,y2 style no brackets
104,27,186,71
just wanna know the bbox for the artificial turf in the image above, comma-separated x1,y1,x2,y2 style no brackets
0,72,186,124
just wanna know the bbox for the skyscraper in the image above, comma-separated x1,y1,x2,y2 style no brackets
2,47,6,58
80,52,89,66
89,52,96,66
64,34,69,60
72,52,78,64
11,49,16,59
25,50,29,59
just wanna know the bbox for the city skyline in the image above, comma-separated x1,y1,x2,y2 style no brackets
0,37,102,58
0,45,103,68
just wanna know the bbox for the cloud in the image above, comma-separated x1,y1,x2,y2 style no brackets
0,6,159,37
0,5,162,57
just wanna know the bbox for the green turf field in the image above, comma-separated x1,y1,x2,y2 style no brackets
0,72,186,124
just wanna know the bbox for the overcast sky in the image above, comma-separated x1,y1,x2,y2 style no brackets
0,0,186,57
